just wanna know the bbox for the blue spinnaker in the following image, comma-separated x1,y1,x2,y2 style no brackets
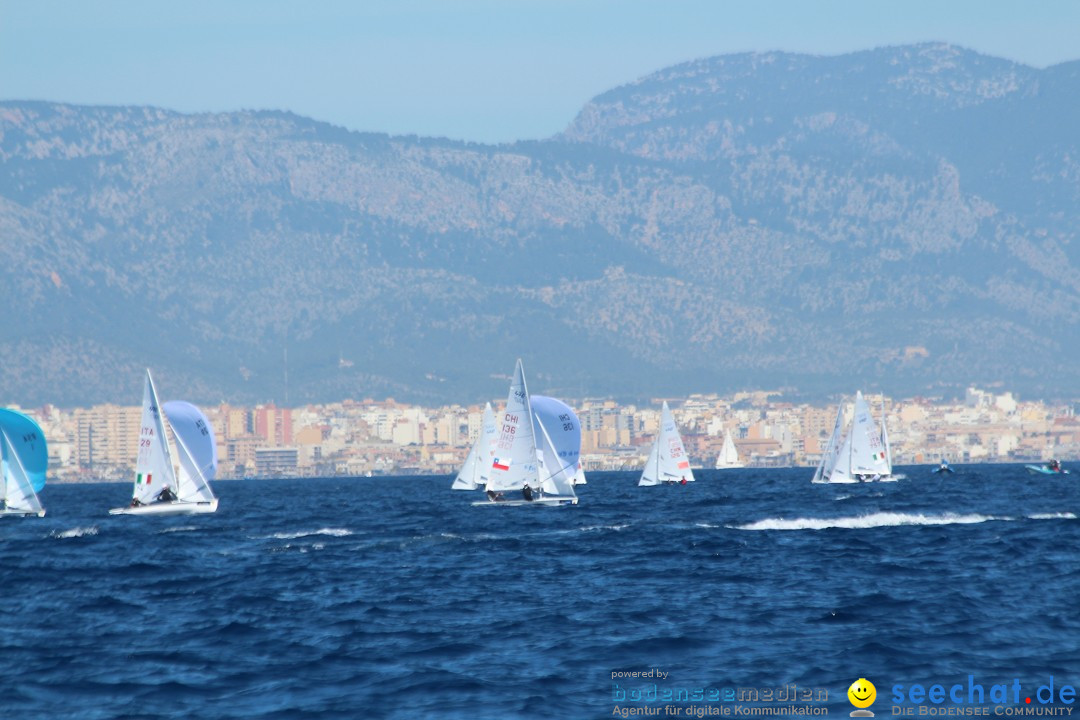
0,408,48,492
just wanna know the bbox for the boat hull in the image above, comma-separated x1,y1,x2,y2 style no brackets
109,499,219,516
0,508,46,517
472,496,578,507
1025,465,1070,476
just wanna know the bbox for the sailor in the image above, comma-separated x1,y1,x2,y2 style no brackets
1050,459,1061,472
680,476,687,485
486,489,502,502
156,485,177,503
522,482,534,502
130,497,143,507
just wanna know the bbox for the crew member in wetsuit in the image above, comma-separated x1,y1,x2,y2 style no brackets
155,485,177,503
522,482,534,502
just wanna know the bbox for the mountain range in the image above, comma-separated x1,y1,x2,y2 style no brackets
2,42,1079,407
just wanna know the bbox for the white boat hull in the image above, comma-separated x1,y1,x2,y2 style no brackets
472,496,578,507
109,499,219,516
0,508,46,517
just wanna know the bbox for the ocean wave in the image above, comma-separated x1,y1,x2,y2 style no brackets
50,526,99,539
575,524,631,533
1028,512,1077,520
260,528,354,540
732,512,1003,531
158,525,200,534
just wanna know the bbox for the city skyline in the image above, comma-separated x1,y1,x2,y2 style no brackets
23,385,1079,482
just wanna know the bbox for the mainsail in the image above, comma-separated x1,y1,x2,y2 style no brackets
485,359,539,493
133,370,178,504
715,429,744,469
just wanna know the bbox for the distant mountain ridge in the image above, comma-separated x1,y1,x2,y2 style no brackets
2,43,1079,407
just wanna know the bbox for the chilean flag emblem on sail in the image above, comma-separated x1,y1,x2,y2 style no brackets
677,460,690,469
492,458,510,471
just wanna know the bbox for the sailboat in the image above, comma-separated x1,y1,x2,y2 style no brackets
109,370,220,515
475,359,578,506
639,401,695,486
812,391,893,483
452,402,497,490
714,429,745,469
0,409,47,517
572,462,588,485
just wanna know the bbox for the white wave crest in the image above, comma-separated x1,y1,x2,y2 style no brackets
733,512,1002,531
264,528,354,540
51,526,99,539
1028,512,1077,520
578,524,630,533
159,525,199,534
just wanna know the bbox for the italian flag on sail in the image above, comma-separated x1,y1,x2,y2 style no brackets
872,452,884,461
137,473,152,484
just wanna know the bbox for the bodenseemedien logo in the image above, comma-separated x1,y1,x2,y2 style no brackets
848,678,877,717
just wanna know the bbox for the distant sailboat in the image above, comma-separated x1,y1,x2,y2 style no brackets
715,429,745,469
0,409,47,517
812,391,893,483
476,359,578,506
572,462,588,485
639,401,695,486
452,402,497,490
110,370,220,515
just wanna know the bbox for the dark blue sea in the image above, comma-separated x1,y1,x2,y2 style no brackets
3,466,1080,719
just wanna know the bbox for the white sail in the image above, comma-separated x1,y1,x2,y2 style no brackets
452,403,497,490
573,463,587,485
164,401,218,504
715,429,744,469
530,395,581,484
880,397,893,475
816,392,892,483
828,422,857,483
848,391,891,477
535,416,578,500
812,403,846,483
640,438,662,487
639,401,694,486
476,403,498,486
111,371,219,515
1,430,45,516
485,359,539,493
133,370,178,503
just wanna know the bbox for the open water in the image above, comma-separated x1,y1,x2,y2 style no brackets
2,466,1080,719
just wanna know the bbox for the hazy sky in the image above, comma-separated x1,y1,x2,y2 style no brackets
3,0,1078,143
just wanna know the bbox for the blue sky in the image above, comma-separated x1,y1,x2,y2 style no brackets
3,0,1078,143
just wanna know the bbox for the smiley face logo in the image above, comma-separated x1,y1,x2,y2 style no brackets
848,678,876,711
